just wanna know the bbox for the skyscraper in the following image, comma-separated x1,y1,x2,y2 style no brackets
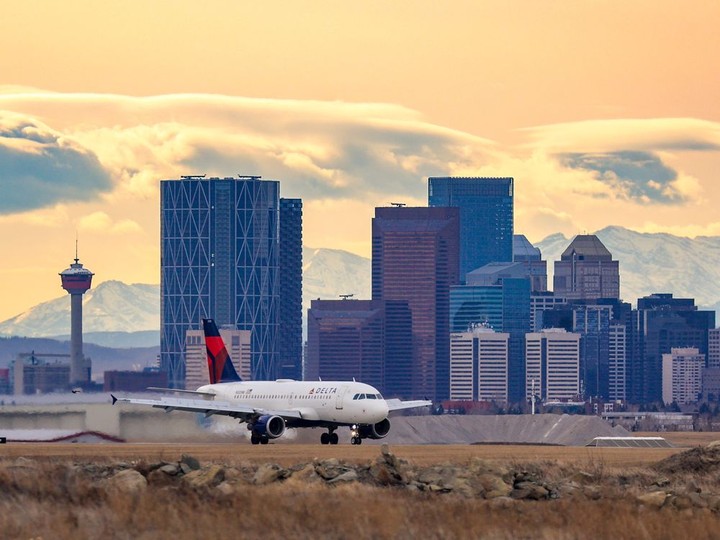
513,234,547,292
161,175,299,388
630,294,715,403
428,177,513,280
553,235,620,301
662,347,704,405
372,206,460,401
525,329,581,402
306,299,386,391
278,198,303,380
450,326,509,402
453,266,532,402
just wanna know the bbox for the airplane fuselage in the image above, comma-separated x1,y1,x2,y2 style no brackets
197,379,389,427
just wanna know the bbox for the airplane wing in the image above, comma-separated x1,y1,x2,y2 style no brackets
386,398,433,412
111,394,304,421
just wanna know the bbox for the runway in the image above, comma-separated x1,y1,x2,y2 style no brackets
0,441,685,468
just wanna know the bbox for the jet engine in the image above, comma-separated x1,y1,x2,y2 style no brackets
358,418,391,439
252,415,286,439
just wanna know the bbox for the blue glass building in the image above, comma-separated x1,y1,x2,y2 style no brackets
450,276,531,403
161,176,287,388
278,198,303,381
428,177,514,281
573,305,612,400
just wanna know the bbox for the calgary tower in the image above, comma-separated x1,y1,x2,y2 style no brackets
59,245,94,386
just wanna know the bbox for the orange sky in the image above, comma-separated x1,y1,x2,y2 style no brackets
0,1,719,319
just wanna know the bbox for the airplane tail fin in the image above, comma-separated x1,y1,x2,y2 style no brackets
202,319,242,384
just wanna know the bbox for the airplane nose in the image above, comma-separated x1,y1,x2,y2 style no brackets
378,400,389,418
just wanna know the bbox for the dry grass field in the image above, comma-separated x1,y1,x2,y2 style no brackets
2,438,720,539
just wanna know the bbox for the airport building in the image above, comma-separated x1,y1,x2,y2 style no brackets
450,326,509,402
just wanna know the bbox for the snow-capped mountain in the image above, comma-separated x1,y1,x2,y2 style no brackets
0,248,371,339
302,246,371,312
0,281,159,338
2,229,718,342
536,226,720,310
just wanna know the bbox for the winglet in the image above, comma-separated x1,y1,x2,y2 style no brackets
111,394,117,405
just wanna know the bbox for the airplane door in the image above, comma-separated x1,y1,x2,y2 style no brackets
335,385,349,410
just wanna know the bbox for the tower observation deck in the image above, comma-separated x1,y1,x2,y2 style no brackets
59,254,94,385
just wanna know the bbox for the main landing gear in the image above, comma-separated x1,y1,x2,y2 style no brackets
250,433,269,445
320,429,339,445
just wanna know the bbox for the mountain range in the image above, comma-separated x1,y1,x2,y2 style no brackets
0,226,717,347
536,226,720,312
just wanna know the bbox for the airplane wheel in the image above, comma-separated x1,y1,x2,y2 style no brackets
357,438,362,445
330,433,339,445
260,437,269,445
251,434,260,445
350,437,358,445
320,432,330,445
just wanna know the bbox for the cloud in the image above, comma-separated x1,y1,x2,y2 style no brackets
557,151,688,203
0,93,499,207
78,211,142,234
0,91,718,246
521,118,720,153
0,112,113,214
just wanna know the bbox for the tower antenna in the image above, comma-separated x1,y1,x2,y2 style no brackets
75,232,79,263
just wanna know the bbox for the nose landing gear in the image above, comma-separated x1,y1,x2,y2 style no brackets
350,425,362,445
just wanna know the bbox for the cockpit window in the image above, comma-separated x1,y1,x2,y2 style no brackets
353,393,360,400
376,394,383,399
359,394,365,400
366,394,376,399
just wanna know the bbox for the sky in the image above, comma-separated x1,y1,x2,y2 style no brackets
0,0,719,320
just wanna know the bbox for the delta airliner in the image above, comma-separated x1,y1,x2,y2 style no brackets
112,319,431,445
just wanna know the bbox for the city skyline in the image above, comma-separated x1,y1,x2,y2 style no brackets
1,1,719,320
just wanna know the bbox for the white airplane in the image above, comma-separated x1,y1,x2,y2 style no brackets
112,319,431,445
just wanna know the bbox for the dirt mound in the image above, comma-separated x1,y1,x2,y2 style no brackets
654,442,720,474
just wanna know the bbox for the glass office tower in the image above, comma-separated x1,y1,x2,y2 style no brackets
428,177,514,280
372,206,460,401
278,198,303,381
161,176,288,388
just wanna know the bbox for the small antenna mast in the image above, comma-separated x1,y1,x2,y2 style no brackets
75,232,79,263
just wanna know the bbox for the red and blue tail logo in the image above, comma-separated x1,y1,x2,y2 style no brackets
202,319,242,384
